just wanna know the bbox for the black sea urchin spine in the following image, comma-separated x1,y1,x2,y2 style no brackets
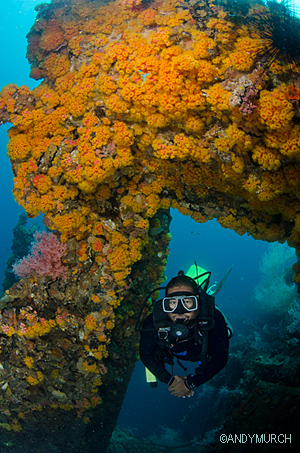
253,0,300,66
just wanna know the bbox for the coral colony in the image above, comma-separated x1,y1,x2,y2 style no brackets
0,0,300,442
13,231,68,279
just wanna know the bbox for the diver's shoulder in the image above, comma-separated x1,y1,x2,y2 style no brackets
141,313,155,329
214,306,227,325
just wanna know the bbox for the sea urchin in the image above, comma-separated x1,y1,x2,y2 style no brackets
253,0,300,66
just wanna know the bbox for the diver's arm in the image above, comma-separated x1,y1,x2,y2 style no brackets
139,315,172,384
186,308,229,389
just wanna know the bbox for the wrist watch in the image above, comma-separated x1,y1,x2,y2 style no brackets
168,376,175,386
185,376,197,389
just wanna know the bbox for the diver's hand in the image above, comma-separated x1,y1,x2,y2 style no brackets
168,375,194,398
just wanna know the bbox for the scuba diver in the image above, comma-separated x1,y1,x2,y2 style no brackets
136,264,232,398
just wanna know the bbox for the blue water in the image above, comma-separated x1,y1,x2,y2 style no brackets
0,0,291,448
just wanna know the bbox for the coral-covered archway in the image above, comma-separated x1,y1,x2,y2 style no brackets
0,0,300,449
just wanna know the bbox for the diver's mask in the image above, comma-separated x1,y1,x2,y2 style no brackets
162,292,199,314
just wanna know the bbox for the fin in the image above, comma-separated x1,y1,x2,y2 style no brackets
186,261,208,286
207,265,233,296
145,367,158,388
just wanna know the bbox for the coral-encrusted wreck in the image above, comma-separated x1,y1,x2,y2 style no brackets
1,0,300,450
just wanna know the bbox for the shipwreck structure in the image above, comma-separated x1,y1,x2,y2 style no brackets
0,0,300,450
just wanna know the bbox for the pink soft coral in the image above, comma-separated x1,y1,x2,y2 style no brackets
13,231,68,280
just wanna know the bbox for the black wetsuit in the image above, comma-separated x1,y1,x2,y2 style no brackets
139,308,229,388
